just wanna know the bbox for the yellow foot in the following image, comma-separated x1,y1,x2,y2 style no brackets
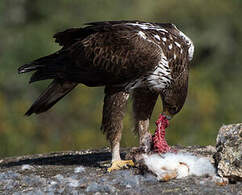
107,160,134,172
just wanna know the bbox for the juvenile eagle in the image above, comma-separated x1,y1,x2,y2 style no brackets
18,21,194,171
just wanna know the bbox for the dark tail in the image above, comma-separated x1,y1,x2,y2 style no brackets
18,52,69,83
18,52,78,115
25,79,77,116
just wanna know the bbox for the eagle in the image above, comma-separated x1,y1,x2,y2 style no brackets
18,20,194,171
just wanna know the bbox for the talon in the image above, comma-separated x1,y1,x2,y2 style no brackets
107,160,134,172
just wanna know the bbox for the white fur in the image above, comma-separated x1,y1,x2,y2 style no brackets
143,152,215,181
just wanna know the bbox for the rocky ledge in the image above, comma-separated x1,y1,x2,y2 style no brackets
0,145,241,195
0,124,241,194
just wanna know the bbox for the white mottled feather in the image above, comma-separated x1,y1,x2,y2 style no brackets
138,31,147,39
154,34,160,41
125,33,172,92
126,22,168,33
168,44,173,50
124,22,194,92
177,28,194,61
145,55,171,91
174,41,181,48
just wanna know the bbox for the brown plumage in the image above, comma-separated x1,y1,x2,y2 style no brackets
18,20,194,170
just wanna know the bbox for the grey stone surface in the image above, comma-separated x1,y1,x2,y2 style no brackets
0,146,241,194
214,124,242,182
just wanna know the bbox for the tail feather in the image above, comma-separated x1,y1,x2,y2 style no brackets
18,52,68,83
18,53,60,74
18,63,45,74
19,51,79,116
29,71,58,83
25,79,77,116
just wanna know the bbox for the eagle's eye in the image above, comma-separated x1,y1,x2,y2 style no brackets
169,105,179,114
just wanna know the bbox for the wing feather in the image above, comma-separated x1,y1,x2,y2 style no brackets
65,27,162,85
53,21,193,87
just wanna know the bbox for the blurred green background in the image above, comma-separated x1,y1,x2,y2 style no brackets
0,0,241,157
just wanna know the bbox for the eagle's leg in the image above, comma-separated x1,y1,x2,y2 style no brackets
132,88,158,151
101,87,134,172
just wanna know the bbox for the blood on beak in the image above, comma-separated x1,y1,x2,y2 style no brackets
162,112,173,120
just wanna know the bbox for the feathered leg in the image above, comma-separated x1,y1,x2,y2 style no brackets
132,88,158,149
101,87,134,172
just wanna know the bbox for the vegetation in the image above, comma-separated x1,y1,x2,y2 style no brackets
0,0,241,157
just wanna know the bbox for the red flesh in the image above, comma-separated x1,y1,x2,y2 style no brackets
152,114,174,153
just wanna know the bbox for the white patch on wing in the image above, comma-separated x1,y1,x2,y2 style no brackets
179,30,193,45
177,29,194,61
169,24,194,61
188,44,194,61
124,22,195,91
154,34,160,41
126,23,168,33
124,93,130,100
168,44,173,50
127,22,194,61
138,31,147,39
126,54,171,92
127,23,149,30
158,29,168,33
175,41,181,48
146,54,172,91
169,34,173,40
124,30,171,91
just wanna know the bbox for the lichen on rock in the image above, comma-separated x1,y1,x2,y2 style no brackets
214,124,242,182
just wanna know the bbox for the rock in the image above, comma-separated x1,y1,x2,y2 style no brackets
66,177,80,188
0,147,241,194
85,182,116,193
21,164,34,171
74,166,85,173
214,124,242,182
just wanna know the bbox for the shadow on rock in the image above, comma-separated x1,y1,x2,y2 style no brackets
0,150,126,168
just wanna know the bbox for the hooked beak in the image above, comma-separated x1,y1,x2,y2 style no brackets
162,111,173,120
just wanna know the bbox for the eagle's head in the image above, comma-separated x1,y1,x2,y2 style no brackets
161,83,188,120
